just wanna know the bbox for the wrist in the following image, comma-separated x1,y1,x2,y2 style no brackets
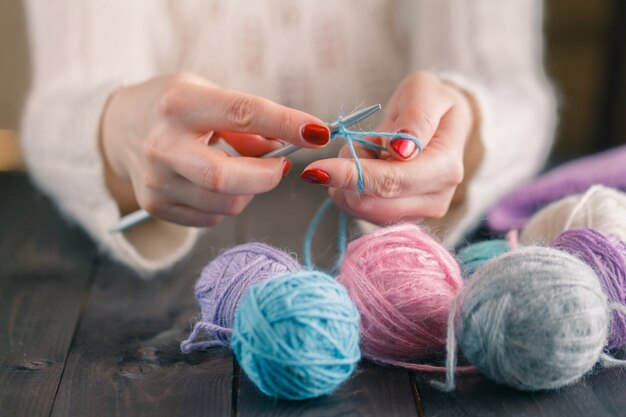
99,88,140,214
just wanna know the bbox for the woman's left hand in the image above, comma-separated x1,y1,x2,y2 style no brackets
300,71,483,225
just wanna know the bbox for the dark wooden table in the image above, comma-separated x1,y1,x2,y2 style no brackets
2,170,626,417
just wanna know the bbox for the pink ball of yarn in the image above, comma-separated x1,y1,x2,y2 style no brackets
337,224,463,365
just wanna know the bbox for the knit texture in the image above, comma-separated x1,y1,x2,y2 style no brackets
489,144,626,232
22,0,556,272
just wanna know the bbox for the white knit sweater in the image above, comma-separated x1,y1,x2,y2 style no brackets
22,0,557,274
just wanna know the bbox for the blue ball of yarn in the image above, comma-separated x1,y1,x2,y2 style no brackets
457,246,609,391
456,240,511,278
232,270,361,400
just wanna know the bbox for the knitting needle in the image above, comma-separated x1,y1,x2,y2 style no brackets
109,103,382,233
262,103,382,158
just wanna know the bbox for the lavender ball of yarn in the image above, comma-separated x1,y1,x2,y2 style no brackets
191,242,301,345
458,247,609,391
553,229,626,349
232,271,361,400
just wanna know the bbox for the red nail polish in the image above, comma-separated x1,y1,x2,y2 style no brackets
391,130,418,159
301,124,330,146
282,159,292,177
300,168,330,185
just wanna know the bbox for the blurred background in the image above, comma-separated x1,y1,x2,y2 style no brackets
0,0,624,170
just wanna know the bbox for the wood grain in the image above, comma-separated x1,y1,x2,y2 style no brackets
416,358,626,417
0,174,96,417
49,217,238,417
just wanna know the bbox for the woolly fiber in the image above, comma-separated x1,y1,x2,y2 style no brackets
303,197,348,274
451,247,609,391
553,229,626,349
337,223,463,368
456,240,511,278
520,185,626,245
488,144,626,232
232,271,361,400
180,242,301,352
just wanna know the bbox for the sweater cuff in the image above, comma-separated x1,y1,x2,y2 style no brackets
25,80,199,276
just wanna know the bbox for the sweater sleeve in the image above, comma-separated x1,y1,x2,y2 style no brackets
389,0,558,246
21,1,199,275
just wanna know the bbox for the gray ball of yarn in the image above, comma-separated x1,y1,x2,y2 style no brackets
457,246,609,391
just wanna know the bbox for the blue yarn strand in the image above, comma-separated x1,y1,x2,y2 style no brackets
304,117,422,275
304,197,346,274
330,117,422,194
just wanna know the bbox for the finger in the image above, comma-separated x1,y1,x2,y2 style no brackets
217,131,282,157
163,179,254,215
329,188,455,224
386,79,455,161
301,153,460,198
163,139,286,195
163,82,330,148
337,141,381,160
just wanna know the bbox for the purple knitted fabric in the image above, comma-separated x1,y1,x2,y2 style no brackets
488,145,626,232
180,242,301,352
553,229,626,349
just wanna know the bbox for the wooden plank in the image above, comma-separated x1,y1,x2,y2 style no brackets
415,360,626,416
50,218,238,417
235,166,419,417
237,361,418,417
0,173,96,417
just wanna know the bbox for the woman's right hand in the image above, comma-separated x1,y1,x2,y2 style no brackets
100,72,330,227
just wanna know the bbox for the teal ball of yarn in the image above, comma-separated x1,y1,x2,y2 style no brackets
231,270,361,400
457,240,511,278
457,247,609,391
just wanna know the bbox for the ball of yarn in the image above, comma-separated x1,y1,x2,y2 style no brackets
232,271,361,400
457,246,609,391
521,185,626,245
193,242,301,345
457,240,511,278
553,229,626,349
337,224,463,363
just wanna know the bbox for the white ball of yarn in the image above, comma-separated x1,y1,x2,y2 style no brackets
521,185,626,245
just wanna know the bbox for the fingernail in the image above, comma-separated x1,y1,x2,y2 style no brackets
282,159,292,177
390,130,418,159
300,168,330,185
301,124,330,146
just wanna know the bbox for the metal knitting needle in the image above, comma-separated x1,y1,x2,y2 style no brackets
261,103,382,158
109,103,382,233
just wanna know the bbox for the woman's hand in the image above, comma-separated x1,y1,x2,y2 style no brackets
99,72,330,227
299,71,483,225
